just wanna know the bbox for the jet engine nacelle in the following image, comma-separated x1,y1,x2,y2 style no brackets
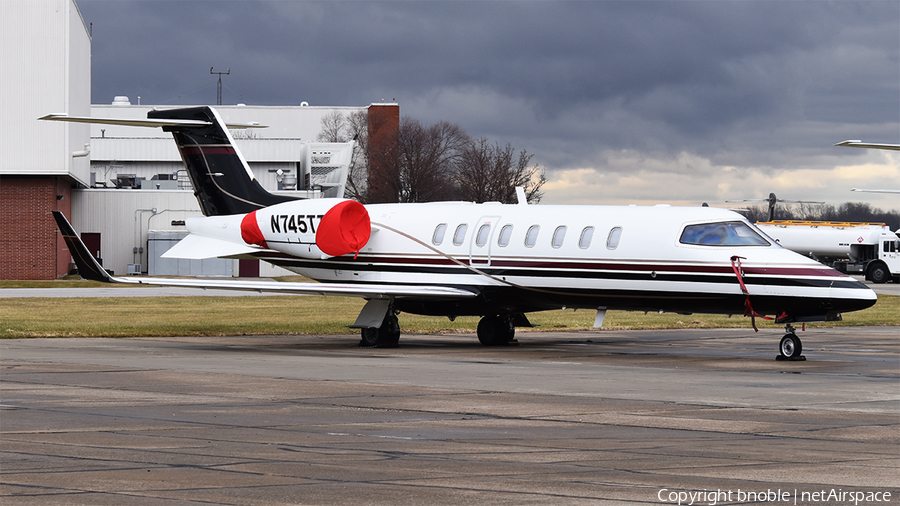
185,199,372,259
239,198,371,259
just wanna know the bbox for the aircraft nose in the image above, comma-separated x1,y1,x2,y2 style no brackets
831,276,878,313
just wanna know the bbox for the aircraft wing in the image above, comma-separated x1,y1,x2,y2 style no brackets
834,141,900,193
51,211,477,300
851,188,900,194
834,140,900,151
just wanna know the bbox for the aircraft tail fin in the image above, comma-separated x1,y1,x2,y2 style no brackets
147,106,299,216
51,211,112,282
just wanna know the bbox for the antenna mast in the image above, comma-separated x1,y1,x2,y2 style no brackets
210,67,230,105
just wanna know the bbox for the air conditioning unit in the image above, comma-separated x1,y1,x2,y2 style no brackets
127,264,142,275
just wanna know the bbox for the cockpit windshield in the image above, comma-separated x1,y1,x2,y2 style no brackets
680,221,770,246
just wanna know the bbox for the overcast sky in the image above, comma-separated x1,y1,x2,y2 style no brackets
77,0,899,210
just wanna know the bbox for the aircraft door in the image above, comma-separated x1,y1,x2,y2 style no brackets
470,215,500,266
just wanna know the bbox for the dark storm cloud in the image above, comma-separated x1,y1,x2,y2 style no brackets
77,0,899,205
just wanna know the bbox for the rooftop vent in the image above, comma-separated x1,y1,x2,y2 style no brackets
112,96,131,106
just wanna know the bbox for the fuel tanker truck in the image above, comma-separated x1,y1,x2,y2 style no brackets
756,221,899,283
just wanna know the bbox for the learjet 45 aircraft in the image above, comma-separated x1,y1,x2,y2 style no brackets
45,107,877,359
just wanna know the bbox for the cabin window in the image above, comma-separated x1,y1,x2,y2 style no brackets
525,225,540,248
453,224,468,246
498,224,513,247
432,224,447,245
579,227,594,249
551,226,567,248
606,227,623,250
679,221,769,246
885,240,899,253
475,224,491,247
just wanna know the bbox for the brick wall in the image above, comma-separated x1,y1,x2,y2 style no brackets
366,104,400,203
0,176,70,280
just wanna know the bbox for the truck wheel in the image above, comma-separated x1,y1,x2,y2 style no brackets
868,262,890,284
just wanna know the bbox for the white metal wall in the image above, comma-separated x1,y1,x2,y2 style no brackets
70,189,296,278
0,0,90,184
70,190,203,276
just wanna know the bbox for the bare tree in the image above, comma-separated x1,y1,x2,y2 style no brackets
316,110,549,206
455,139,546,204
316,110,347,142
315,110,372,202
369,118,469,203
342,110,370,202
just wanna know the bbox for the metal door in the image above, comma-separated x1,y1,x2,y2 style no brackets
469,215,500,266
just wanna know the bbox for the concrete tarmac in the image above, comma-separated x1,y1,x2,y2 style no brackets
2,327,898,505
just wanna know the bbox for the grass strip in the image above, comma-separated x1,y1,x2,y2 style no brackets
2,294,896,338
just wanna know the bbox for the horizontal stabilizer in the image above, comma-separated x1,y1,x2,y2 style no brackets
161,234,264,260
39,114,267,129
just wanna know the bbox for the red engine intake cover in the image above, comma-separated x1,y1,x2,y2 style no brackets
315,200,371,257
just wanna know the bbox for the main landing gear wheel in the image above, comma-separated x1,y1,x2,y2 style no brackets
776,324,805,361
477,315,517,346
359,313,401,348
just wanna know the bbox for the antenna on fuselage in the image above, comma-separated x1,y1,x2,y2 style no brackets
515,187,528,205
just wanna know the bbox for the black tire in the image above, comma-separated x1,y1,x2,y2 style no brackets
779,334,802,359
377,314,401,348
359,328,380,347
477,315,514,346
359,314,401,347
868,262,890,284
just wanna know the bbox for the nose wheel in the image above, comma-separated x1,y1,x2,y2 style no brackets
776,324,805,361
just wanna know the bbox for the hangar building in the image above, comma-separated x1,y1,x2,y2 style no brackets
1,0,399,280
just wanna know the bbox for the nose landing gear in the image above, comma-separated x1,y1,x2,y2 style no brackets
776,324,806,361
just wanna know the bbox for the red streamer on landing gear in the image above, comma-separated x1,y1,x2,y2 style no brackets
316,200,371,258
730,255,773,332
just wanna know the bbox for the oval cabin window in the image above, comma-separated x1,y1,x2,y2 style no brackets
525,225,540,248
579,227,594,249
475,224,491,247
607,227,623,250
551,226,567,248
453,224,468,246
432,224,447,245
498,224,513,247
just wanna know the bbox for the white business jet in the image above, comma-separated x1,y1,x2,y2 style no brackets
45,107,877,359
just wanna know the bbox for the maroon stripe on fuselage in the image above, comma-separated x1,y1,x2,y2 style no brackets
179,146,237,155
253,251,844,279
354,255,839,277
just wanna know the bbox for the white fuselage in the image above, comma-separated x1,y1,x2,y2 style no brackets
182,199,875,321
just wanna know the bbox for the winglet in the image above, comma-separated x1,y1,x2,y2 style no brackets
51,211,111,282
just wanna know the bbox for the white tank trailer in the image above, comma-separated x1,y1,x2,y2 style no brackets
756,221,899,283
